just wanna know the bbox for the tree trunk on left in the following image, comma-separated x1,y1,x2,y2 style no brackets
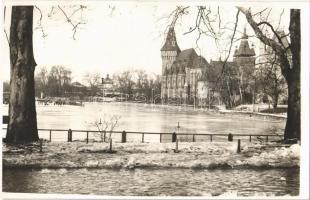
5,6,39,144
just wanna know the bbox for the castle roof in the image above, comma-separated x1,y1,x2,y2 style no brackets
200,60,237,82
176,48,209,68
176,48,195,61
233,28,255,57
165,48,209,75
160,27,181,52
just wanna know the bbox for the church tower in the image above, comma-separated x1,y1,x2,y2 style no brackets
160,27,181,100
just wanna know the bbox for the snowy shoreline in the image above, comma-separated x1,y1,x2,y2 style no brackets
3,141,300,170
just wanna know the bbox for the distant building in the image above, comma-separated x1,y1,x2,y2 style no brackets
160,27,256,106
233,28,256,74
98,74,115,97
160,27,209,103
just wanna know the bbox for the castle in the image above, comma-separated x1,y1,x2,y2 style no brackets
160,27,256,105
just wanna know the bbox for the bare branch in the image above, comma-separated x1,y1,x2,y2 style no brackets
3,7,10,46
252,8,268,16
34,6,48,38
257,21,284,47
216,10,240,84
237,7,290,78
57,5,86,40
69,5,85,19
276,9,285,30
170,6,190,27
48,6,55,17
4,29,10,46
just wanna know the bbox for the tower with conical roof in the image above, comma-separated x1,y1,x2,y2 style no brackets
233,27,256,104
160,27,181,99
233,27,256,71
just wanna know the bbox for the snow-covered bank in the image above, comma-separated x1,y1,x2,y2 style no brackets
219,110,287,121
2,141,299,169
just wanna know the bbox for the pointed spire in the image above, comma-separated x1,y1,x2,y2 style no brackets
234,25,255,57
242,26,248,39
161,26,181,52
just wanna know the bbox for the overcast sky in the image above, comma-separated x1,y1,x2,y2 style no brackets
1,2,290,83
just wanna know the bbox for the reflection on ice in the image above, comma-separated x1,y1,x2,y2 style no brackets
2,102,285,142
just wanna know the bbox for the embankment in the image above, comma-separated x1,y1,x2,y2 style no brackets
3,142,299,169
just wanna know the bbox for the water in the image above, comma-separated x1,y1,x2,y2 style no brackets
2,102,285,142
3,102,295,196
3,168,299,196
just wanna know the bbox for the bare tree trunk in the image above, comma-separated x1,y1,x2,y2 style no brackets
284,76,300,139
284,10,300,140
272,94,278,110
6,6,39,144
239,86,243,105
238,7,300,140
239,71,243,105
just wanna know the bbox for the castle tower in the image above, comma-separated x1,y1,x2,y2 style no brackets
233,27,256,104
233,27,256,70
160,27,181,99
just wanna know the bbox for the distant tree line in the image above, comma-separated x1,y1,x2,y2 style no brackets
206,60,287,110
35,66,74,98
30,66,161,101
113,69,161,102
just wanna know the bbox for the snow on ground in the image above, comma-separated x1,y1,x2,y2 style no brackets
2,141,300,169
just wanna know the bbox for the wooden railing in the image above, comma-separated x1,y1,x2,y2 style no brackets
2,128,283,143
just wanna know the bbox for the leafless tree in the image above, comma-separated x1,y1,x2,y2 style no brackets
256,53,287,109
83,71,101,96
238,7,300,140
4,5,87,143
113,70,135,96
166,6,300,140
35,66,48,96
93,115,121,142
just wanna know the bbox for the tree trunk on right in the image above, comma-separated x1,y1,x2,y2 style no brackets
284,75,300,139
239,8,301,140
283,9,300,140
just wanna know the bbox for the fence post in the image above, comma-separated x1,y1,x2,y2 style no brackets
103,130,106,142
68,129,72,142
86,131,89,144
160,133,162,143
172,132,176,142
142,133,144,143
49,130,52,142
237,139,241,153
210,135,213,142
122,131,127,143
249,135,252,142
175,139,179,153
109,138,113,152
228,133,233,142
39,139,43,153
192,134,195,142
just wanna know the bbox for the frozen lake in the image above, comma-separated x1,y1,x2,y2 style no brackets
2,102,285,142
2,102,299,197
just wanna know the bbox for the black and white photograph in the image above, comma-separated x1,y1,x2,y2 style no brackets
1,0,309,199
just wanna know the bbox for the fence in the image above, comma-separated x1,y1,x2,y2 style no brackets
2,128,283,143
